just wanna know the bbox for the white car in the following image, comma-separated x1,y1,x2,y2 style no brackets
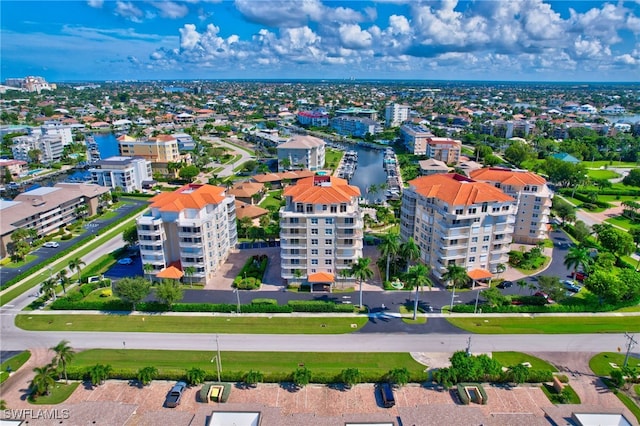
117,257,133,265
43,242,59,248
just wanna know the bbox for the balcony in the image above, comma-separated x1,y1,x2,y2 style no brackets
336,230,363,239
280,240,307,249
279,221,307,229
281,251,307,260
336,219,363,229
179,240,204,248
281,262,307,269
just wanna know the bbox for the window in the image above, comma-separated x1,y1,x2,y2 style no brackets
481,203,488,213
325,239,332,245
311,229,318,235
469,256,475,262
468,208,477,214
290,218,299,224
311,259,318,265
470,247,477,253
322,204,328,211
483,236,490,242
325,249,332,255
471,237,478,243
311,218,318,224
325,259,332,265
345,217,354,224
502,206,509,211
325,229,333,235
481,245,488,252
325,218,333,224
330,205,337,213
340,203,347,212
306,204,313,213
311,249,318,255
450,239,458,245
455,208,464,215
311,239,318,245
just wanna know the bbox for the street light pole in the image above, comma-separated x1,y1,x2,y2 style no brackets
234,288,241,314
474,289,482,314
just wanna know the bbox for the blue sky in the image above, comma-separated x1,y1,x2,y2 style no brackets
2,0,640,82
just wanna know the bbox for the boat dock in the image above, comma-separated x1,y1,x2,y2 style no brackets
383,148,402,200
335,150,358,181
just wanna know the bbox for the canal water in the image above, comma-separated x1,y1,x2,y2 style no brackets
92,133,119,158
343,145,387,203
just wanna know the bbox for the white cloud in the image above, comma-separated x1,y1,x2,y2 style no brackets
115,1,144,23
338,24,372,50
150,1,189,19
87,0,103,8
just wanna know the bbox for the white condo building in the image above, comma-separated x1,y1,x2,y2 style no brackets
280,175,363,290
276,135,326,172
385,104,410,127
89,156,153,193
137,184,237,284
11,134,64,164
400,173,517,279
470,168,553,244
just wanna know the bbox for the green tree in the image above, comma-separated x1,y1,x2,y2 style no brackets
504,140,534,167
179,165,200,182
30,364,56,397
68,257,86,283
622,168,640,187
563,245,593,277
185,367,207,386
292,367,311,389
51,340,75,384
143,263,154,282
552,198,576,224
183,266,196,287
244,370,264,388
87,364,112,387
155,279,183,307
482,287,507,308
537,275,566,302
572,220,592,243
340,368,362,389
593,224,635,258
122,225,138,247
386,367,410,387
509,364,530,384
115,277,151,311
442,264,468,309
406,263,432,320
57,270,72,295
137,366,158,386
399,237,420,273
349,257,374,308
378,232,400,282
516,279,528,294
40,278,57,301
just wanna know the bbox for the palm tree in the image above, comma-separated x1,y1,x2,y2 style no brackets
57,270,71,295
40,278,57,301
349,257,374,308
378,232,400,283
495,263,506,279
88,364,112,387
407,263,432,320
51,340,75,384
143,263,154,282
563,245,593,278
68,257,86,283
338,268,351,289
183,266,196,287
441,264,468,310
137,366,158,386
516,279,528,294
400,237,420,273
30,364,56,397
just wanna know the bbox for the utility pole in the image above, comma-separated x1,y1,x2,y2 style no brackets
474,289,482,314
211,335,222,382
623,332,637,368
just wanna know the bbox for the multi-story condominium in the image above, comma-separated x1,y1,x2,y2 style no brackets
118,134,186,175
4,76,53,92
172,132,196,151
330,116,379,138
482,120,533,139
280,175,363,289
385,103,410,127
426,137,462,164
400,173,516,279
33,122,74,145
11,135,64,163
0,159,27,181
334,107,378,120
137,184,237,284
601,104,626,115
470,168,553,244
89,156,153,193
296,109,329,127
400,124,432,155
0,183,109,257
277,135,326,172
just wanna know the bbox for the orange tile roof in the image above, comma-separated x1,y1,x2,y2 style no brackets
408,174,514,206
470,167,547,186
284,176,360,204
150,184,227,212
156,265,184,279
467,269,493,280
308,272,335,283
251,170,315,183
234,201,269,219
228,182,264,198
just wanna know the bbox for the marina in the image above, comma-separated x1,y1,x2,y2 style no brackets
383,148,402,200
336,150,358,180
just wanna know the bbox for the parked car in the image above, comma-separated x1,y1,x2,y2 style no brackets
534,291,555,304
117,257,133,265
497,281,513,289
165,381,187,408
379,382,395,408
43,242,59,248
571,271,588,281
563,280,582,293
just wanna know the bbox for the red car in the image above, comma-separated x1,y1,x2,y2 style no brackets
572,271,587,281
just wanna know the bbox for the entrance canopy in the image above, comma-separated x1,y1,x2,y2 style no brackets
156,265,184,280
467,268,493,281
307,272,334,283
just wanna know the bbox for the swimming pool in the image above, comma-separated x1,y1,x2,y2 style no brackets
27,169,42,175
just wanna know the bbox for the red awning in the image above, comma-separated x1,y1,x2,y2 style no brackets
307,272,335,283
156,266,184,280
467,268,493,280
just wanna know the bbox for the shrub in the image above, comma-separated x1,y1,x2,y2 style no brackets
60,234,73,240
251,298,277,305
610,369,625,388
100,289,112,297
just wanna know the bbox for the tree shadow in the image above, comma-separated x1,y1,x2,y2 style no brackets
279,382,301,393
327,382,349,392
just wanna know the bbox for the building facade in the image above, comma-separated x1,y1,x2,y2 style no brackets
426,137,462,164
400,174,516,279
385,104,410,127
118,134,185,175
470,168,553,244
11,135,64,164
330,116,379,138
280,175,363,288
0,183,109,258
89,156,153,192
296,110,329,127
277,135,326,172
400,124,432,155
136,184,237,284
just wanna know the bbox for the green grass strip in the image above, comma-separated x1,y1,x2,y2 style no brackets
28,382,79,405
615,391,640,424
69,349,425,380
399,305,427,325
589,352,640,376
446,316,640,334
0,351,31,384
491,351,557,371
16,314,368,334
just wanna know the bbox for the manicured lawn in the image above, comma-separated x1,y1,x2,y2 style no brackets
605,215,639,231
541,383,581,404
29,382,79,405
615,391,640,424
0,351,31,384
258,190,283,210
581,161,639,168
589,352,640,376
399,305,427,325
513,255,550,275
634,384,640,397
15,314,368,334
69,349,427,382
2,255,38,269
325,148,344,170
598,195,640,203
586,169,620,180
491,351,557,371
446,316,640,334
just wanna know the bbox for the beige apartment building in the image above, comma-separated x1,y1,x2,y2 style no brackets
400,124,432,155
277,135,326,172
137,184,237,284
118,134,188,175
426,137,462,164
400,174,516,279
470,168,552,244
279,175,363,289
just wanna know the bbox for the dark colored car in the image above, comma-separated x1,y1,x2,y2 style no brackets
379,382,395,408
165,381,187,408
497,281,513,289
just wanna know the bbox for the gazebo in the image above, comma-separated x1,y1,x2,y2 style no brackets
307,272,335,292
156,265,184,283
467,268,493,289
